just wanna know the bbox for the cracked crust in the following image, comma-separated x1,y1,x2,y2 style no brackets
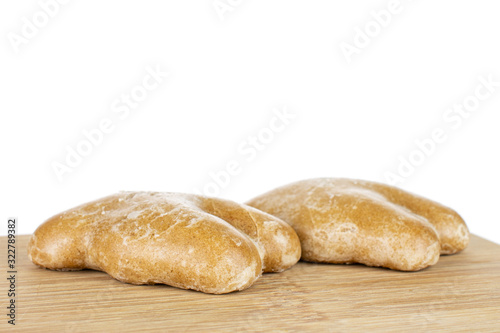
27,192,301,294
246,178,469,271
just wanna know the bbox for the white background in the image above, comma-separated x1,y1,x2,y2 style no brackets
1,0,499,245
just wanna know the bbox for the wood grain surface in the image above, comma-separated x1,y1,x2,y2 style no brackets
2,234,500,332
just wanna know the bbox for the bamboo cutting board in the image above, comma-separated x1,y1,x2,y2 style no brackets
2,234,500,332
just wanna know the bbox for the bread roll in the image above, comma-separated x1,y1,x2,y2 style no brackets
246,178,469,271
28,192,301,294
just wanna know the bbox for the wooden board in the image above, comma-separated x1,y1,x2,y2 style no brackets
2,234,500,332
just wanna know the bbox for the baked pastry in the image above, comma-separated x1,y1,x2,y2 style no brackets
246,178,469,271
28,192,301,294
